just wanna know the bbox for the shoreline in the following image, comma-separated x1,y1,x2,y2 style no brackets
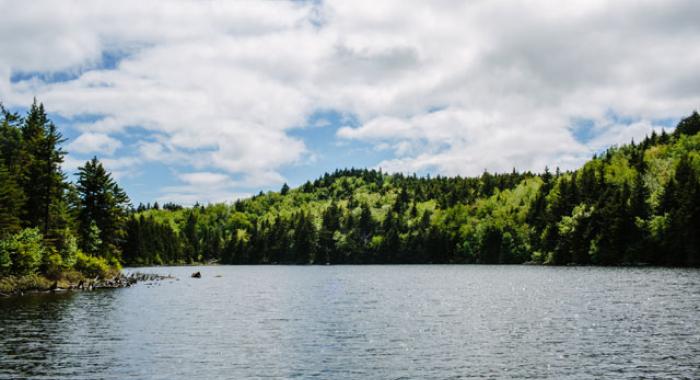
0,272,173,298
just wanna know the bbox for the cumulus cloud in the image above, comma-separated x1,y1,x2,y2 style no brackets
66,132,122,154
158,171,251,205
1,0,699,201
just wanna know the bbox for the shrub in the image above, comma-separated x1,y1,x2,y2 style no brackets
0,228,45,276
0,274,53,294
58,231,79,268
74,251,113,278
44,250,64,279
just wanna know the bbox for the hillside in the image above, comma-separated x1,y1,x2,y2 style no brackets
123,112,700,267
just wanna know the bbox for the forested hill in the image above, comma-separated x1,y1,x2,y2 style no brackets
125,112,700,267
0,100,698,280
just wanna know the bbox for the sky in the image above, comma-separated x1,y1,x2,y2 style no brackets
1,0,699,206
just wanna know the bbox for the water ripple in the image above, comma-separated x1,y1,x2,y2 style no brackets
1,265,699,379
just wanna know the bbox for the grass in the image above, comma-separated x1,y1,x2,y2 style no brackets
0,268,117,296
0,274,55,294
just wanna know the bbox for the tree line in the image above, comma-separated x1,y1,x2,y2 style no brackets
1,100,698,275
121,112,700,267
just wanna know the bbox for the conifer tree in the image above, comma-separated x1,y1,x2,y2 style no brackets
76,157,130,258
0,163,24,237
19,100,67,236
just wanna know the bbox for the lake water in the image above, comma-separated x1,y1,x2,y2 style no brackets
1,265,699,379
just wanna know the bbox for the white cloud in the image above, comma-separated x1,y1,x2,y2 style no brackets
66,132,122,154
178,172,231,187
158,171,252,205
1,0,699,201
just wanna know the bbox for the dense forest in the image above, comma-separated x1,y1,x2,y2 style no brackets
123,112,700,267
1,100,129,290
1,100,699,288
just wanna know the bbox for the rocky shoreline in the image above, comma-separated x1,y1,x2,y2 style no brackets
0,272,174,297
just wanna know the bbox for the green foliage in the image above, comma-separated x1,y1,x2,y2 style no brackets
3,100,699,271
18,100,68,237
0,241,10,274
56,229,79,268
0,100,123,279
83,221,102,256
119,111,700,267
74,251,113,278
673,111,700,137
0,274,54,294
76,157,130,259
0,162,24,237
0,228,45,276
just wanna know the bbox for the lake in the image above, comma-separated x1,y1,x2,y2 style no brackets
1,265,699,379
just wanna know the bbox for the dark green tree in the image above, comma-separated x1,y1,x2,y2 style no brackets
0,163,24,238
76,157,130,258
673,111,700,137
19,100,68,237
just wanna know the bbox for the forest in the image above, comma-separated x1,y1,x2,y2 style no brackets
123,112,700,267
0,100,129,291
1,100,699,290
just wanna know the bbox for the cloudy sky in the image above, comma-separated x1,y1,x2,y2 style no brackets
1,0,698,205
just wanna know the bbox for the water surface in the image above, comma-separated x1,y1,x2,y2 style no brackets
1,265,699,379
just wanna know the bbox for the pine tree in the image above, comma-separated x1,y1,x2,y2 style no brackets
660,155,700,265
673,111,700,137
292,212,317,264
358,203,374,241
76,157,130,258
19,100,67,236
0,104,23,175
319,201,341,263
0,163,24,238
280,183,290,196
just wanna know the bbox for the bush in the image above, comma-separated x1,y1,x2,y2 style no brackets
58,231,79,268
0,228,45,276
44,250,64,279
74,251,113,278
0,274,54,294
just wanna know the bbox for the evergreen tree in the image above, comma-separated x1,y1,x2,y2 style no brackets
183,210,200,262
19,100,67,237
659,155,700,265
292,212,317,264
0,163,24,237
673,111,700,137
280,183,290,196
76,157,130,258
319,201,341,263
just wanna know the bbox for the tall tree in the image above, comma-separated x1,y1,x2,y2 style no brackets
19,100,67,236
0,163,24,237
76,157,130,258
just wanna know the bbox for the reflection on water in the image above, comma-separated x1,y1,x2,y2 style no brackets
1,265,699,379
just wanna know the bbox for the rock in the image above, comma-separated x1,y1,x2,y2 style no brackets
191,271,202,278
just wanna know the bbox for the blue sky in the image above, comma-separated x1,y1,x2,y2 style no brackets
1,1,698,205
